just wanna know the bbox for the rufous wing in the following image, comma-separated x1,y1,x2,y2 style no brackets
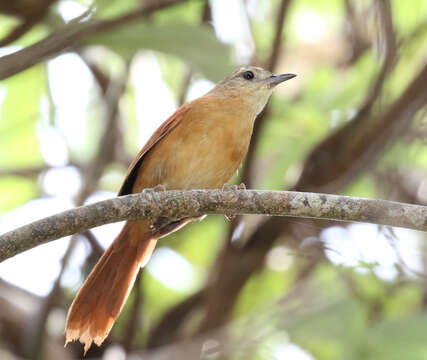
118,104,191,196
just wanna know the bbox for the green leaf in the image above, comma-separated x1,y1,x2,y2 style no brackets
0,65,45,168
288,299,367,360
0,177,39,213
362,312,427,360
83,22,234,81
92,0,138,18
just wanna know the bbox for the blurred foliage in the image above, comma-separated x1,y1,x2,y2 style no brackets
85,22,234,80
0,0,426,359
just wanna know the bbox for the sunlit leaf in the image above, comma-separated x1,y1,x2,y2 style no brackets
0,65,45,168
0,177,39,213
83,22,234,81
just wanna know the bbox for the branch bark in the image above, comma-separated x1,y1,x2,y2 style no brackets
0,189,425,262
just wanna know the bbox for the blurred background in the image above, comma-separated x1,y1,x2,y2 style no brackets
0,0,426,359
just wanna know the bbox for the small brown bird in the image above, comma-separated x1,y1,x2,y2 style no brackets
65,66,296,353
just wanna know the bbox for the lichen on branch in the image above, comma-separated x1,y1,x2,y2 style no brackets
0,189,425,262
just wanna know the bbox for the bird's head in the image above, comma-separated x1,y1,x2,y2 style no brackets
209,66,296,115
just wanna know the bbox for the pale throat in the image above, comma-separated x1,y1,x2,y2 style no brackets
249,90,274,116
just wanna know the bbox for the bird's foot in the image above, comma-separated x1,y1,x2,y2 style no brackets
142,185,168,231
141,184,167,198
222,183,246,192
147,184,167,192
222,183,246,221
142,184,167,205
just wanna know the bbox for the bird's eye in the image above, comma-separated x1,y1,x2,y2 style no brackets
242,71,254,80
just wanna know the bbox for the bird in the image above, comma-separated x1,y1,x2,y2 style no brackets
65,66,296,353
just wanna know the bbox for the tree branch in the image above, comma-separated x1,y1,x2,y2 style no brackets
0,0,186,80
0,189,425,262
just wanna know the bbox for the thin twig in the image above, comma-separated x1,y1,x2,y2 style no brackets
0,18,40,47
240,0,292,188
0,166,50,177
0,0,56,47
267,0,292,71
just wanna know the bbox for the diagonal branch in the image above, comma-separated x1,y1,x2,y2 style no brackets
296,60,427,192
0,189,425,262
0,0,186,80
0,0,56,47
0,18,41,47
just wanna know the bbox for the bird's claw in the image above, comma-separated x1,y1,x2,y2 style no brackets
142,185,168,231
142,184,166,198
142,185,166,206
222,183,246,192
149,184,167,192
151,216,170,232
222,183,246,221
224,214,235,221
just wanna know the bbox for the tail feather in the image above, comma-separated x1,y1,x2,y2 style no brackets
65,221,157,354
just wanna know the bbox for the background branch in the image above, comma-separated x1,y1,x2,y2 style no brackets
0,0,185,80
240,0,293,188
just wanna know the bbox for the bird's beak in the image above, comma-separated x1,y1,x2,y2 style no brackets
262,73,296,86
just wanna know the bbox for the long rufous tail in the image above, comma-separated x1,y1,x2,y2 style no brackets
65,220,157,354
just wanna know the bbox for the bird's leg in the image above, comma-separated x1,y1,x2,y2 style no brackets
222,182,246,221
151,184,167,192
141,184,167,200
143,185,206,235
141,185,170,232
